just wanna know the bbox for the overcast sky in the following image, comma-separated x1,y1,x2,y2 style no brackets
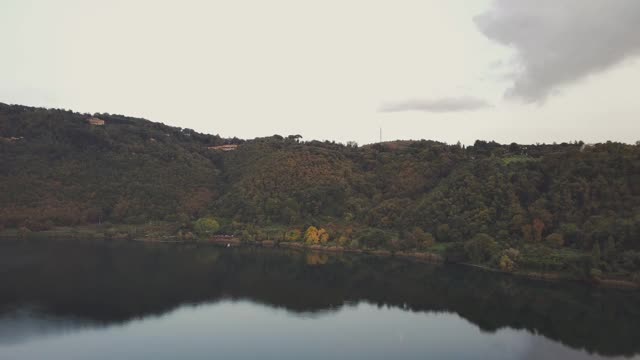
1,0,639,145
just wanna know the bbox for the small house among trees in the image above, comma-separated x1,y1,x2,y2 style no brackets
0,136,23,142
208,144,238,151
87,117,105,126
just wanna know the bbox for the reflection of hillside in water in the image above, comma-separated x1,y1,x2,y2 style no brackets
0,308,99,346
0,240,639,357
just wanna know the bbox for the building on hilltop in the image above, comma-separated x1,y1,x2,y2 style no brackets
207,144,238,151
0,136,24,142
87,117,105,126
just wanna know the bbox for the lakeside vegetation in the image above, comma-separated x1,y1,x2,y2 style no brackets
1,103,640,285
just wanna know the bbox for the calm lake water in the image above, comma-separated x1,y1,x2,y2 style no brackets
0,240,639,360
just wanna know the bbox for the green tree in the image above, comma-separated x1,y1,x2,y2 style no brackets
532,218,545,242
546,233,564,248
408,227,435,249
560,223,579,244
436,224,450,242
522,224,533,242
591,241,601,267
285,229,302,242
605,236,616,261
464,234,499,263
194,217,220,238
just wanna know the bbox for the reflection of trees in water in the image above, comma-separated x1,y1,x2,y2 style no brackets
0,240,639,357
306,252,329,266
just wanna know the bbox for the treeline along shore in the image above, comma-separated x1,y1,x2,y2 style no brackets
1,102,639,287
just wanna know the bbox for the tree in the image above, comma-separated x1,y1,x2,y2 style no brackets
285,229,302,242
407,227,434,249
317,228,330,244
337,234,350,246
179,188,213,218
560,223,579,245
499,255,515,272
464,234,499,263
436,224,450,242
423,232,435,248
532,218,545,242
591,241,601,267
546,233,564,248
194,217,220,238
356,228,391,249
304,226,320,244
605,236,616,261
522,224,533,242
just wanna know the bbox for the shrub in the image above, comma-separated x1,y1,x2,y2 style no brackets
436,224,450,242
285,229,302,242
504,248,520,260
194,217,220,238
560,223,579,244
464,233,499,263
336,233,350,246
407,227,435,249
355,228,391,249
546,233,564,248
444,242,467,263
499,255,515,272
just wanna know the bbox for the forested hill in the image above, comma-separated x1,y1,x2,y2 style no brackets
2,103,640,280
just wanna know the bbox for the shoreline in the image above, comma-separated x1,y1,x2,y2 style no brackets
2,231,638,290
457,262,639,290
144,238,640,290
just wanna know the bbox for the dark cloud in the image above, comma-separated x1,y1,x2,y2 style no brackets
379,96,491,113
475,0,640,102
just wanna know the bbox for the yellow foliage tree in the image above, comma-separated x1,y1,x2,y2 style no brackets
318,228,330,244
304,226,320,244
499,255,515,272
304,226,329,244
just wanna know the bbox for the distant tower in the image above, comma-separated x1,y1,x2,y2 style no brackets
379,127,382,143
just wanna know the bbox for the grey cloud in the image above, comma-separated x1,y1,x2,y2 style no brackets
475,0,640,102
379,96,491,113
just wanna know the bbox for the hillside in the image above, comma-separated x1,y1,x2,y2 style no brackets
1,103,640,282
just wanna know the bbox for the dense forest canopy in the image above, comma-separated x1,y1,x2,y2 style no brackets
1,103,640,279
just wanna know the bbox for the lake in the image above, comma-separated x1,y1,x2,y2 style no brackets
0,240,639,360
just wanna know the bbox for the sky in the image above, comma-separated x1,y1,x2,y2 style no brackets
1,0,639,145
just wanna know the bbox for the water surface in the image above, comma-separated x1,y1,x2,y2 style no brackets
0,240,638,359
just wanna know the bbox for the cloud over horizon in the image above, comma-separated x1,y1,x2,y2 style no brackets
475,0,640,102
379,96,492,113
